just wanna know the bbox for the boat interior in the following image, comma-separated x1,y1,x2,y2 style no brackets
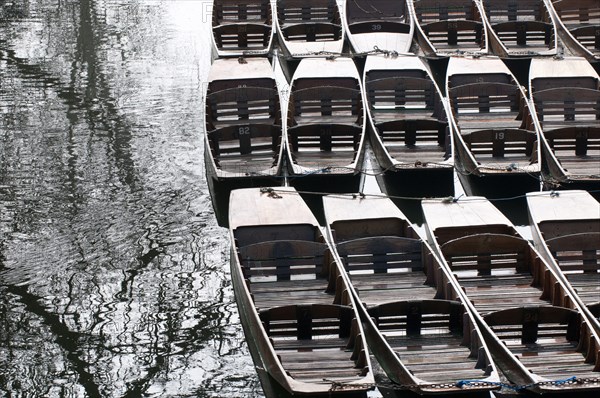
232,224,370,383
484,306,600,378
412,0,486,53
205,78,282,175
483,0,555,54
429,220,600,383
276,0,342,44
325,200,497,390
287,77,363,170
212,0,273,52
552,0,600,56
365,68,451,166
539,220,600,317
448,72,538,170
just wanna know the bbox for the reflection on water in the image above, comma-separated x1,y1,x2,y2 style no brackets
0,1,263,396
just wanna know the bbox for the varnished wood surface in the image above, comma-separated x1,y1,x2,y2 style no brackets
323,194,499,392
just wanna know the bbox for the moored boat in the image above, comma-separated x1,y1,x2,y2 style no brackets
482,0,558,57
204,57,284,225
275,0,344,58
409,0,488,57
547,0,600,61
446,56,541,196
363,54,454,197
322,194,500,396
422,196,600,394
528,56,600,191
285,57,367,194
228,187,374,396
343,0,414,55
211,0,275,58
527,189,600,333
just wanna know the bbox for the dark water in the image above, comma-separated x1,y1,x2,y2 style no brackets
0,1,265,396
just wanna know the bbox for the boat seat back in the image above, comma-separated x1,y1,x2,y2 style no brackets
543,127,600,158
570,25,600,51
422,20,484,47
483,0,550,24
213,23,272,50
259,304,353,339
440,233,531,275
450,82,521,116
206,87,279,128
238,240,327,281
546,232,600,274
414,0,480,23
484,306,581,345
336,236,423,274
331,218,413,242
234,224,316,246
533,88,600,129
287,123,362,153
553,0,600,27
208,124,280,156
290,86,362,121
367,77,437,114
213,0,272,25
367,299,463,336
463,128,536,158
277,0,340,25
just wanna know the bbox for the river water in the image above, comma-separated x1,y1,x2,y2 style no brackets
0,1,269,396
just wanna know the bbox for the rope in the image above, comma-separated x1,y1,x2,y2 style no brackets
375,375,600,392
258,186,600,203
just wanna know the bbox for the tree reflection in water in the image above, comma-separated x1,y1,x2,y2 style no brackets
0,1,263,396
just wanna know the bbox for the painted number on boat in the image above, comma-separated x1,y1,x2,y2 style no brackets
495,132,505,140
372,24,382,31
239,126,250,135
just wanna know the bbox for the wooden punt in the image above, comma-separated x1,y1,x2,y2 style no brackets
529,57,600,191
322,194,500,396
527,190,600,334
275,0,344,58
228,187,374,396
409,0,488,57
285,57,366,193
422,196,600,394
211,0,275,58
204,58,284,225
481,0,558,57
547,0,600,62
363,54,454,196
446,56,541,195
343,0,414,55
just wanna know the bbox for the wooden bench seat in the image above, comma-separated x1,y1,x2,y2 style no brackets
206,86,279,130
280,22,342,42
422,20,484,48
213,23,272,50
239,240,327,281
463,128,536,160
209,124,280,156
533,87,600,128
491,21,553,48
483,0,549,23
570,25,600,51
335,236,423,274
553,0,600,27
288,123,361,155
